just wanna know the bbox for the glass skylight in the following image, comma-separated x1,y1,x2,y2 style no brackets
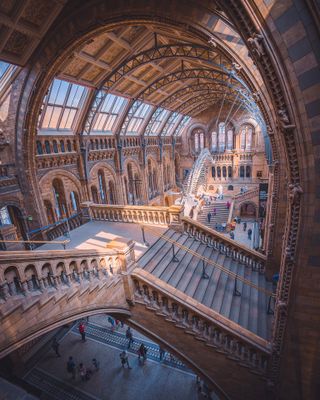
39,79,87,133
127,103,152,135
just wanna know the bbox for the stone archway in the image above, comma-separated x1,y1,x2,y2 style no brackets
239,201,257,218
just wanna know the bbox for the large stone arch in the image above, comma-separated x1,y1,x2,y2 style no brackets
11,1,319,397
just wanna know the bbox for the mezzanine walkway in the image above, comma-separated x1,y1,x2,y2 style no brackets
39,221,167,258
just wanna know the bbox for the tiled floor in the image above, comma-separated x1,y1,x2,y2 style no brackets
24,317,200,400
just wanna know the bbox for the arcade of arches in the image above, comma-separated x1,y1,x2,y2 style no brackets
0,1,319,399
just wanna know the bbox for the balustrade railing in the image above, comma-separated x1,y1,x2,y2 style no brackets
234,187,259,202
87,203,183,227
182,217,266,272
0,245,134,302
132,268,271,374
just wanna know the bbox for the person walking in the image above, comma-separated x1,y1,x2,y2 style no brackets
213,207,217,216
243,222,247,231
126,327,133,348
247,228,252,240
230,231,235,240
138,343,147,363
66,356,76,379
52,337,61,357
226,201,230,209
92,358,100,371
120,350,131,369
107,316,115,331
207,212,212,223
79,322,86,342
78,363,87,382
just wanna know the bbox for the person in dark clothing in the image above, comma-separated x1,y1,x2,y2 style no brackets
243,222,247,231
138,343,147,363
126,327,133,348
230,231,235,240
247,228,252,240
52,337,61,357
67,356,76,379
120,350,131,369
79,322,86,342
207,212,212,223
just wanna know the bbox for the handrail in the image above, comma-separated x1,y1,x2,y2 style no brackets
182,216,266,261
132,268,271,351
141,224,273,297
233,187,259,200
0,239,70,245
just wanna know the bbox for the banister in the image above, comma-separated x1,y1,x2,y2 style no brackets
132,268,271,353
182,216,266,262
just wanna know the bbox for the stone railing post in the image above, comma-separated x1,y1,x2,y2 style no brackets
168,205,184,232
80,201,94,222
106,238,136,303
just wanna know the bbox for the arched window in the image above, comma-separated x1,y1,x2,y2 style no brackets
67,140,72,152
194,133,199,153
240,128,246,150
239,165,245,178
211,131,217,152
246,127,253,150
52,178,67,219
212,166,216,178
199,131,204,150
227,129,233,150
53,140,58,153
217,166,221,178
218,122,225,152
98,170,107,203
36,141,43,155
70,191,79,212
222,166,227,178
246,165,251,178
228,166,232,178
60,140,65,152
45,140,51,154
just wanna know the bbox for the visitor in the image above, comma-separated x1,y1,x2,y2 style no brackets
66,356,76,379
120,350,131,369
230,231,235,240
78,363,87,382
243,222,247,231
247,228,252,240
51,337,61,357
138,343,147,363
78,322,86,342
126,327,133,348
92,358,100,371
207,212,212,223
226,201,230,209
213,207,217,216
107,316,115,331
159,347,165,361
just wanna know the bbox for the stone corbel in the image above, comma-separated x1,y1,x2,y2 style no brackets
247,33,265,59
288,183,303,205
278,109,296,130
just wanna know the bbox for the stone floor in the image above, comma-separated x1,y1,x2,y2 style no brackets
23,316,202,400
39,222,167,258
223,221,255,249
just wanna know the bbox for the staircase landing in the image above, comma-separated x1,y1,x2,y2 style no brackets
137,228,273,341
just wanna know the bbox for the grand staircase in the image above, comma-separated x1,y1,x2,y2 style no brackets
137,228,273,340
197,202,230,228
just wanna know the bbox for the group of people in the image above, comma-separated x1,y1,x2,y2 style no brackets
66,356,100,381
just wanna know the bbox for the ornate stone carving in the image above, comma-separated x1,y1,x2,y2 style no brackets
208,36,217,48
247,33,265,59
278,109,296,130
288,184,303,205
0,128,9,150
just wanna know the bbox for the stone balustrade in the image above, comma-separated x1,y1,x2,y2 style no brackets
182,217,266,272
0,241,135,302
234,187,259,201
36,212,85,242
86,203,184,228
132,268,271,375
